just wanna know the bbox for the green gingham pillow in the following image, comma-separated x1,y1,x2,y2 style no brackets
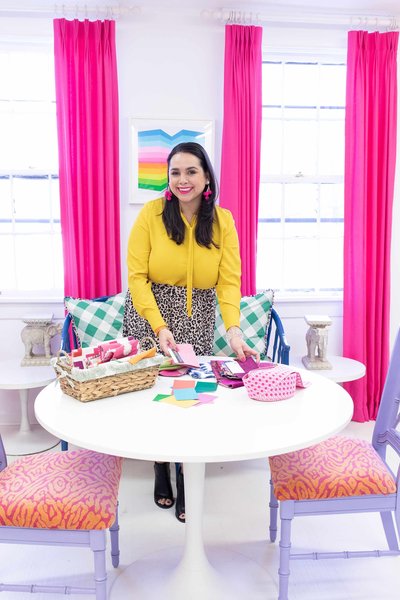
65,293,125,348
213,290,274,359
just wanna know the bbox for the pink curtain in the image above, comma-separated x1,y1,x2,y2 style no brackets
54,18,121,298
343,30,398,421
220,24,263,296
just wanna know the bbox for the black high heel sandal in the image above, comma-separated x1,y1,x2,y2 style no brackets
154,462,174,509
175,463,185,523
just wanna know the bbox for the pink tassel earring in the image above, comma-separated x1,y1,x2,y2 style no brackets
203,184,212,200
165,186,172,201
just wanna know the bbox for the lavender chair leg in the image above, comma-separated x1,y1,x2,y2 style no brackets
380,511,399,550
269,479,278,542
278,503,294,600
90,530,108,600
110,505,120,568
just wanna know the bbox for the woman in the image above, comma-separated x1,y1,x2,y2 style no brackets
123,142,257,522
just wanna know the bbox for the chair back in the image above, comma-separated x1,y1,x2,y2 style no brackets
266,307,290,365
372,327,400,471
0,434,6,472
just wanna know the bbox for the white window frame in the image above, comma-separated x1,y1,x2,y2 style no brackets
258,49,347,302
0,40,63,302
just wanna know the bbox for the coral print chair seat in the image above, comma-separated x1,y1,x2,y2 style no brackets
268,327,400,600
0,437,123,599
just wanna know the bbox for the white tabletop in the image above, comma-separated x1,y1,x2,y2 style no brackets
35,366,354,600
0,359,55,390
290,355,366,384
35,368,353,463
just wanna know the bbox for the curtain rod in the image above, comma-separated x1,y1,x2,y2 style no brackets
0,4,142,19
201,8,400,30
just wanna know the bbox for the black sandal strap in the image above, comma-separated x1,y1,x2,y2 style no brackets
154,462,174,509
175,464,185,522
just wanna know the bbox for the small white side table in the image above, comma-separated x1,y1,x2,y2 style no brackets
290,355,366,384
0,359,59,456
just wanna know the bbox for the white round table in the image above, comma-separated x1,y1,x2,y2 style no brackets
0,359,59,456
35,366,353,600
290,355,366,383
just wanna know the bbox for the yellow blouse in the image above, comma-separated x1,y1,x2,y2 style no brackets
127,197,242,333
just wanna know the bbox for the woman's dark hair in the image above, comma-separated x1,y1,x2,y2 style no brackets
162,142,219,248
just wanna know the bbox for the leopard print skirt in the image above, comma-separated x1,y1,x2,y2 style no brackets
122,283,216,356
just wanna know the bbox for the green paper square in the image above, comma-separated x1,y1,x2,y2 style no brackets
195,381,218,393
153,394,170,402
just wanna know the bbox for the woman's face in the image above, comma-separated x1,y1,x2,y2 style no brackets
168,152,209,209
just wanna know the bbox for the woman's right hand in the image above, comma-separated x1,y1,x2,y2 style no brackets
158,328,178,355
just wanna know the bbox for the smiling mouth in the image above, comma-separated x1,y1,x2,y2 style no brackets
177,187,192,194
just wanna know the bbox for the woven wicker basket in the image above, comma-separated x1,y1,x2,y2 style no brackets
53,339,161,402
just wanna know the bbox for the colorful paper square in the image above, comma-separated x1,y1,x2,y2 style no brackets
172,379,196,389
196,393,217,404
162,397,198,408
195,381,218,393
153,393,171,402
173,388,198,400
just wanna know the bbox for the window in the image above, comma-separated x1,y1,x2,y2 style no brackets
257,58,346,297
0,45,63,297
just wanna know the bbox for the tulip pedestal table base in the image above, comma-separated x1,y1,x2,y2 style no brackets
110,463,272,600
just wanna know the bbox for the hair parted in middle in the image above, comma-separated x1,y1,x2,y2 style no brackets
162,142,219,248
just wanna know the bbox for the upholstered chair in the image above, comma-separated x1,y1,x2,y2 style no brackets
268,327,400,600
0,435,123,599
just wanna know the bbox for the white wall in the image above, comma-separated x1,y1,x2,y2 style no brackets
0,8,398,425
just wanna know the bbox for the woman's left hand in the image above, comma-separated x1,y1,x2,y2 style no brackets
230,336,260,363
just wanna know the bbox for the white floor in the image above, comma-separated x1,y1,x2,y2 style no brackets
2,420,400,600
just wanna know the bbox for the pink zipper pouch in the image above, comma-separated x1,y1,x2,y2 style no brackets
243,365,310,402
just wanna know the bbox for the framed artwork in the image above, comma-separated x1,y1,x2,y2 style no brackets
129,118,214,204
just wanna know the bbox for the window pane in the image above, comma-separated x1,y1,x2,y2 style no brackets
257,236,284,290
259,183,282,219
0,235,16,288
320,183,344,218
319,120,345,175
0,177,11,219
10,112,58,170
52,235,64,289
0,114,14,169
284,106,318,119
262,106,282,119
284,62,318,106
261,120,282,175
284,238,319,290
320,106,345,121
15,235,54,290
258,220,282,240
319,238,343,289
10,52,55,101
262,62,283,105
285,221,317,238
283,121,318,175
284,184,318,218
13,177,50,219
320,63,346,106
51,176,61,220
0,53,11,98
